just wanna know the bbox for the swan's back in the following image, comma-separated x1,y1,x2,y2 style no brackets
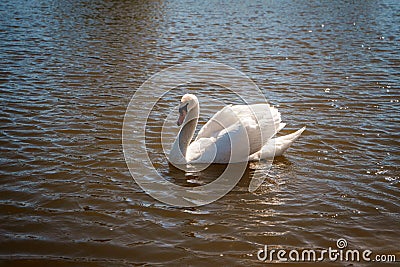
195,103,281,155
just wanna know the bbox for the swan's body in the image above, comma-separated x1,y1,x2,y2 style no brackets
168,94,305,164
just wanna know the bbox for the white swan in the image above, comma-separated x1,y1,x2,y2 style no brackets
168,94,305,164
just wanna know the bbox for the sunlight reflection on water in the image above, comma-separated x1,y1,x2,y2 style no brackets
0,0,399,265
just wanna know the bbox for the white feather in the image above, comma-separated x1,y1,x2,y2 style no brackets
169,94,306,164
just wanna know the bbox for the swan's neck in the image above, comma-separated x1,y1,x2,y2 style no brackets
169,103,199,164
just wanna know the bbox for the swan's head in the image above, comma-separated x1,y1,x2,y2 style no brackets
177,94,198,126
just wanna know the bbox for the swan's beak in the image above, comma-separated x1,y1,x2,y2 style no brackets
177,112,185,126
177,102,188,126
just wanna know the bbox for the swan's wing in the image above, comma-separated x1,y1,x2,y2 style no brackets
196,104,281,137
275,123,287,135
195,105,238,141
188,121,251,163
230,104,282,155
186,137,217,164
194,103,282,157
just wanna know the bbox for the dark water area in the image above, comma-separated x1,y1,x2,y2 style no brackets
1,0,399,266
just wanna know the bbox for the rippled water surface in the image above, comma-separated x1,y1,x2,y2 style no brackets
1,0,399,266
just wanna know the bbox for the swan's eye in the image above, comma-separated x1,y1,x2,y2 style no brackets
178,103,188,115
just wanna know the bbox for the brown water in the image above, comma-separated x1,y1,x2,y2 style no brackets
1,0,399,266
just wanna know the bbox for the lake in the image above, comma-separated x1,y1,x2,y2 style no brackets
0,0,399,266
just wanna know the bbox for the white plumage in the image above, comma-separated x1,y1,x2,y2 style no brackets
168,94,305,164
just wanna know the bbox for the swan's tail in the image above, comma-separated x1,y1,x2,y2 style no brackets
273,126,306,157
248,126,306,160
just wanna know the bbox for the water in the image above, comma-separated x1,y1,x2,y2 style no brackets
1,0,399,265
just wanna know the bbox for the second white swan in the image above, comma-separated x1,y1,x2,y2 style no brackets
168,94,305,164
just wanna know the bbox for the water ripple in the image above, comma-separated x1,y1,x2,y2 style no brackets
1,0,399,265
